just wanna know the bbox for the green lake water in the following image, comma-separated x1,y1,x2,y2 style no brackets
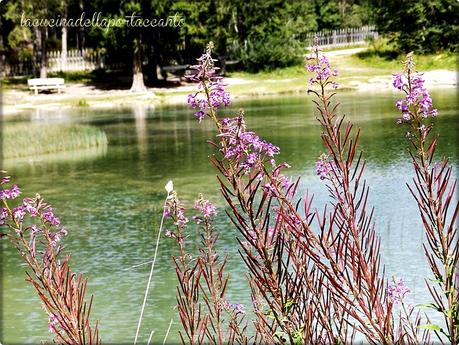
1,89,458,344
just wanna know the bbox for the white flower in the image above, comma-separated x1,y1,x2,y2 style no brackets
165,180,174,194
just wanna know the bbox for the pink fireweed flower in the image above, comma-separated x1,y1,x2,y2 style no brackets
305,39,339,90
315,153,333,180
387,278,411,304
392,73,406,90
23,198,39,217
10,184,21,198
30,224,42,236
186,42,231,122
164,229,176,238
0,184,21,200
1,176,11,185
218,114,280,173
194,194,217,219
41,208,60,226
0,189,11,200
174,206,188,227
12,206,26,222
164,193,189,228
262,181,278,197
393,56,437,124
223,300,246,315
0,207,8,226
50,228,68,247
280,175,294,191
48,314,59,333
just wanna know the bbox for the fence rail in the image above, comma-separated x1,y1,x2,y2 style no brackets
2,26,378,77
46,49,105,73
1,48,111,77
301,26,378,49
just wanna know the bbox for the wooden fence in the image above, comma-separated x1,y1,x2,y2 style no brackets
301,26,378,49
2,26,378,77
1,58,34,77
46,49,105,73
1,48,112,77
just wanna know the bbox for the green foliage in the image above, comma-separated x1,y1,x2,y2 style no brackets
75,98,89,107
172,0,237,58
1,0,456,76
355,38,457,70
7,26,33,59
371,0,459,53
237,1,317,71
315,0,372,29
418,323,446,334
240,36,302,72
48,71,94,83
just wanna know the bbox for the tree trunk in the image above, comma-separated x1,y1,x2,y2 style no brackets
33,27,40,77
40,28,47,78
130,45,147,92
61,1,68,71
0,15,4,79
77,0,85,50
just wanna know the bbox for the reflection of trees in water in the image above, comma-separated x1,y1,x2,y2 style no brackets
133,102,149,162
31,107,72,123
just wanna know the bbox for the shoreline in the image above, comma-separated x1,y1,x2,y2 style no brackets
2,70,458,118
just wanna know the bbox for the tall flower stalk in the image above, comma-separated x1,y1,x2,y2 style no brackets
393,54,459,344
187,43,333,344
165,190,247,345
305,41,395,344
185,41,432,344
0,173,100,345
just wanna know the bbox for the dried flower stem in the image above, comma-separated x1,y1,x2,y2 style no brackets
133,188,171,344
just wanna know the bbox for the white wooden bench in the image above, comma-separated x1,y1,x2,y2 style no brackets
28,78,66,94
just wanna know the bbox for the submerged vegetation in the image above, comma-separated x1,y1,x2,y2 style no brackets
2,123,108,160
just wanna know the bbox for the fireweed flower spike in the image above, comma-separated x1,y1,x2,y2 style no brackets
166,191,247,345
193,194,217,220
304,38,432,345
386,278,411,304
393,54,437,124
0,173,100,344
315,153,333,180
187,42,231,123
305,38,339,91
187,44,283,181
394,53,459,345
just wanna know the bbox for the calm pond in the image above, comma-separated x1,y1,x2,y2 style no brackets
2,89,458,344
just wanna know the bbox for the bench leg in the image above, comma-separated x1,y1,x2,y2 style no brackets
58,87,61,94
34,88,38,95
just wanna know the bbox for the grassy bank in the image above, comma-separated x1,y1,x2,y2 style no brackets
229,51,455,80
223,48,456,96
352,51,456,71
2,123,108,159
